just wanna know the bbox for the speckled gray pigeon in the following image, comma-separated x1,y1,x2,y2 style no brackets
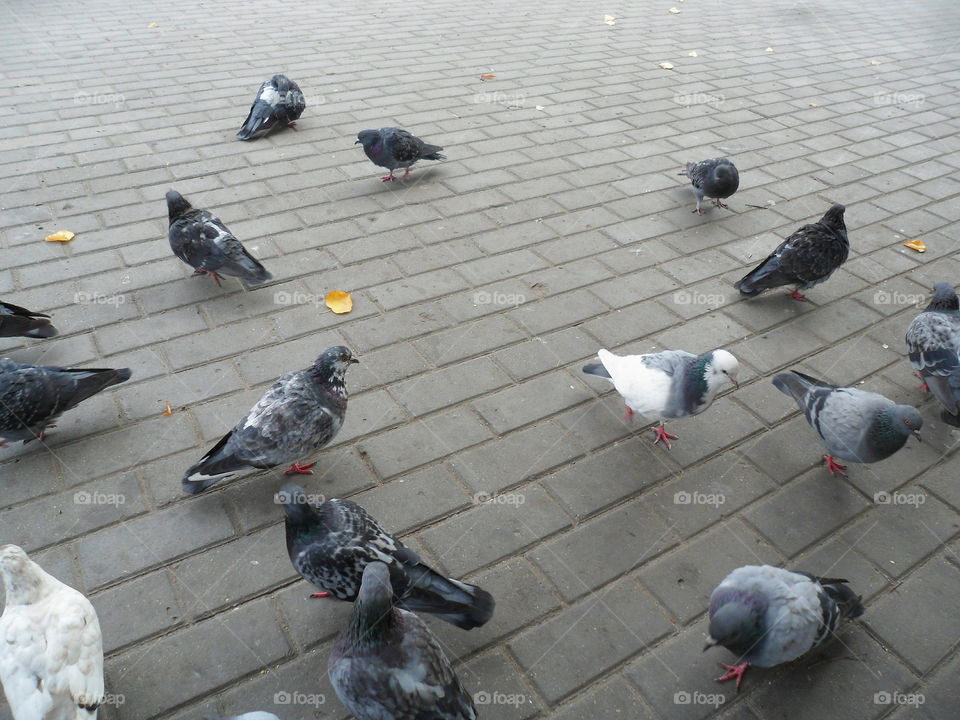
906,282,960,419
0,300,58,339
772,370,922,475
735,204,848,301
166,190,273,287
680,157,739,213
0,359,131,445
355,127,445,181
281,484,494,630
236,74,306,141
704,565,863,689
181,346,358,494
329,562,478,720
582,348,740,448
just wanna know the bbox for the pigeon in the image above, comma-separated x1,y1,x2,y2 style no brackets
0,300,58,339
281,484,494,630
166,190,273,287
772,369,922,475
679,158,739,214
181,346,358,494
582,348,740,448
735,204,848,301
0,545,105,719
236,74,306,141
704,565,863,689
329,562,478,720
905,282,960,420
355,127,445,181
0,359,131,445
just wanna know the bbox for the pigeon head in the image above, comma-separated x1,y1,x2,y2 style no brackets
874,405,923,446
0,545,46,604
704,349,740,391
820,203,846,232
349,561,396,646
277,483,321,524
705,599,764,656
710,161,739,195
309,346,359,389
355,129,381,150
166,189,193,222
928,282,959,311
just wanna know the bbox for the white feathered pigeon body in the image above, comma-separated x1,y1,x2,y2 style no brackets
0,545,104,720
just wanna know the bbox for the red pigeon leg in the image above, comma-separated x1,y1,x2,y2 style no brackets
913,371,930,393
789,289,807,301
823,455,847,476
310,592,330,598
283,461,317,475
715,662,750,690
380,172,396,182
652,423,680,449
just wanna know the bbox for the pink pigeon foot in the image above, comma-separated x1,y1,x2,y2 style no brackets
652,424,679,448
194,269,223,287
381,173,396,182
310,591,330,598
714,199,730,209
715,662,750,690
37,425,57,441
823,455,847,476
283,461,317,475
913,371,930,393
402,167,411,181
286,121,297,128
692,206,704,214
789,289,807,302
624,404,635,422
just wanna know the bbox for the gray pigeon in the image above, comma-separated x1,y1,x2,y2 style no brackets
355,127,445,181
181,346,357,493
735,204,848,301
166,190,273,287
236,74,306,141
680,157,739,213
582,348,739,448
704,565,863,689
0,300,58,339
281,484,494,630
772,369,922,475
905,282,960,420
0,359,131,445
329,562,478,720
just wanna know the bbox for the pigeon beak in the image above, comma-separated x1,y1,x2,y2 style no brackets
703,637,719,652
913,430,922,442
354,139,361,145
350,357,360,364
731,377,740,389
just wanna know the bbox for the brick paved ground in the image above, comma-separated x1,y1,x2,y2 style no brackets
1,0,959,718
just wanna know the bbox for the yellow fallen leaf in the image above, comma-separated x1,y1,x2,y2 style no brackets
688,51,698,57
870,60,881,65
809,103,819,107
480,73,496,80
148,22,158,28
535,105,545,110
765,47,774,52
604,15,616,25
325,290,353,314
658,62,675,70
44,230,75,243
904,240,926,253
162,401,173,417
668,7,681,13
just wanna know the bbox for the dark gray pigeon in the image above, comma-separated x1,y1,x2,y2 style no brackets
772,369,922,475
355,127,445,181
704,565,863,689
582,347,739,448
0,359,131,445
735,204,848,301
236,74,306,141
906,282,960,420
0,301,58,339
680,157,739,213
182,346,357,493
281,485,494,630
329,562,478,720
166,190,273,287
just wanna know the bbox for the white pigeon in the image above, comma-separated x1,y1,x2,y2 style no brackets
582,347,739,447
0,545,104,720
